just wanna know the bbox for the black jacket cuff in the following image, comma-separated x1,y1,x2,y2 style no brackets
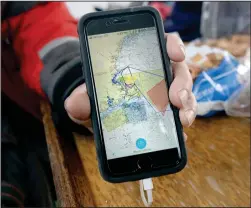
40,40,90,134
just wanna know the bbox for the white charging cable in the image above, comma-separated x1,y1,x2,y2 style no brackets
140,178,153,207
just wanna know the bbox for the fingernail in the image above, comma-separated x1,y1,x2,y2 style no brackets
178,89,189,107
68,113,90,126
180,44,186,57
185,109,195,127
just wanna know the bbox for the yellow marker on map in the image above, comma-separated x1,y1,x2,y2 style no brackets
123,75,137,85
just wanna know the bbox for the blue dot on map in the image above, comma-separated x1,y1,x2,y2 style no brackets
136,138,147,149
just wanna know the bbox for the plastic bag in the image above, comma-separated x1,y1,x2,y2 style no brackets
186,42,250,117
225,48,250,117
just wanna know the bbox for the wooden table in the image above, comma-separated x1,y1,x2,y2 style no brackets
41,102,250,207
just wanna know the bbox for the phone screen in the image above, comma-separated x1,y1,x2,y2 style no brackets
87,26,180,160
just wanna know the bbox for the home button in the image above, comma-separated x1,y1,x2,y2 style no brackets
137,156,153,171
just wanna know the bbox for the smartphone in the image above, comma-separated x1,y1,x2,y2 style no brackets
78,7,187,183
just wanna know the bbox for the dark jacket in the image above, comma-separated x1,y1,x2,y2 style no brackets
2,93,54,207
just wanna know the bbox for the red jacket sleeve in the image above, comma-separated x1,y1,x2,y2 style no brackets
2,2,88,133
1,2,78,97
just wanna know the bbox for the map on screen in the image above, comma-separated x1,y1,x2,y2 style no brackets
88,27,179,159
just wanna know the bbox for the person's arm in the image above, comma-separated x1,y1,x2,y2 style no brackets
2,2,88,133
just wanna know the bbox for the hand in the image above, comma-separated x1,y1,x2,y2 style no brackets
64,33,197,139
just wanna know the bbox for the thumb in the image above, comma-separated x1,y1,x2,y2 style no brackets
64,84,91,123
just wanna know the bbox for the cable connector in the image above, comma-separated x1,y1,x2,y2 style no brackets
140,178,153,207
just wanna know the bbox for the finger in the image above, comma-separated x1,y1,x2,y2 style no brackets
179,93,197,127
68,115,93,133
166,33,186,62
64,84,91,122
169,61,193,109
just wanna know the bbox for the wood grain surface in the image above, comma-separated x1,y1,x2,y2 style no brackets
41,102,250,207
41,101,79,207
